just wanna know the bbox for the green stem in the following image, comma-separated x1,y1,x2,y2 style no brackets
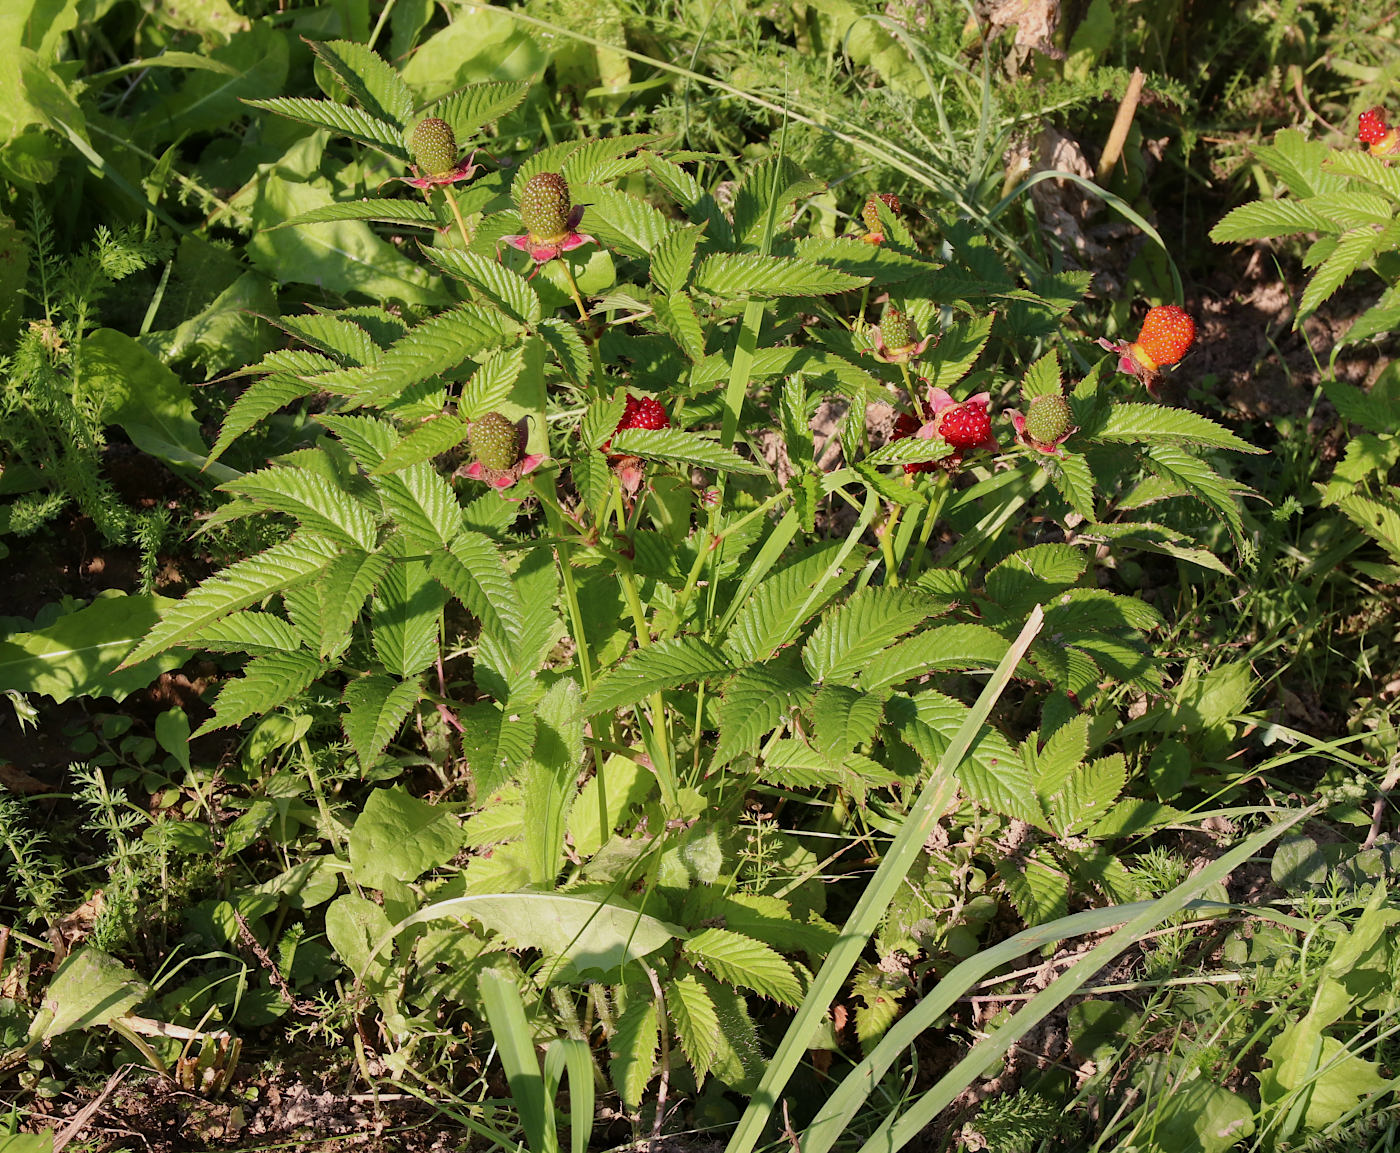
878,503,902,586
533,474,594,695
298,739,346,859
614,555,679,812
556,258,590,321
906,473,950,578
666,485,792,640
443,189,474,250
898,361,919,412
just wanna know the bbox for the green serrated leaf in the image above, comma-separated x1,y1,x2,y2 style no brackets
802,587,934,684
984,544,1087,617
243,96,408,161
272,198,444,230
537,317,592,387
667,974,720,1087
858,624,1011,692
811,684,884,767
1299,223,1394,318
343,673,422,765
583,636,731,717
369,457,465,551
1209,197,1335,243
314,550,392,661
372,416,469,476
921,315,992,391
1021,349,1062,400
1047,753,1126,837
427,530,523,641
658,291,706,362
222,465,380,550
693,253,867,299
725,540,862,664
607,427,766,475
1322,149,1400,200
610,996,659,1110
889,690,1043,825
712,659,813,770
575,184,676,258
1334,491,1400,564
372,559,446,678
650,225,704,295
998,849,1069,925
422,247,542,324
423,81,530,143
270,310,382,367
459,703,536,795
683,928,802,1005
193,650,325,736
1027,713,1090,797
1136,443,1253,555
196,610,305,654
343,305,519,410
312,39,414,127
1093,403,1264,454
125,536,341,665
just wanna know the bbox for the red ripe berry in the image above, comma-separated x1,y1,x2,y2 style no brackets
1130,305,1195,372
617,394,670,433
1359,107,1390,145
937,402,993,450
604,394,671,456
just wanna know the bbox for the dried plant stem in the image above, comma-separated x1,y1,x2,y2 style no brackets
1097,67,1145,183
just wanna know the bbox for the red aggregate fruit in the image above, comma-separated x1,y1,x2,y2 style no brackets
937,401,993,450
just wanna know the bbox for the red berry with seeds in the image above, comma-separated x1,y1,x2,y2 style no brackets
467,412,522,471
1359,107,1390,145
410,118,458,176
519,172,572,242
617,394,671,433
937,401,993,450
1130,305,1195,372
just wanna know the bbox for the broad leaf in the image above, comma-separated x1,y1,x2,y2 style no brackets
683,928,802,1006
583,637,732,717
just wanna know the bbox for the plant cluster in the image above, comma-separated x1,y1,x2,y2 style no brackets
0,2,1396,1151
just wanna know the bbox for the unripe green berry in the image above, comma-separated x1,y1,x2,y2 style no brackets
518,172,571,241
410,118,458,176
467,412,521,471
1023,394,1072,445
880,308,915,352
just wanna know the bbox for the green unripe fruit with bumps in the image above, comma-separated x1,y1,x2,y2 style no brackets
411,118,458,176
519,172,571,241
467,412,520,471
1023,394,1072,445
880,308,915,352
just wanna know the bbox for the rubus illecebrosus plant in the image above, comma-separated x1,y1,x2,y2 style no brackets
122,38,1268,1115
